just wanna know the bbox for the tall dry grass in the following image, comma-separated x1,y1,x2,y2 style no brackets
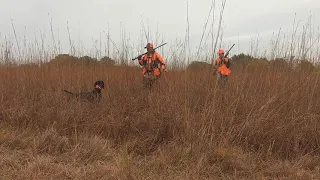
0,59,320,179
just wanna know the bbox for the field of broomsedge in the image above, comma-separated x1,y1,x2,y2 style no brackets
0,56,320,179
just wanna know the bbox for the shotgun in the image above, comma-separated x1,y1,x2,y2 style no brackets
132,43,167,61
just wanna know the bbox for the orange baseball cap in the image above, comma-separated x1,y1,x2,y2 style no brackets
218,49,225,54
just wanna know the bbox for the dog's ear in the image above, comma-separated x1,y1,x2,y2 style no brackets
100,81,104,89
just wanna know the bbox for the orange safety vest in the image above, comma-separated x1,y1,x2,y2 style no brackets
139,51,166,76
215,57,231,76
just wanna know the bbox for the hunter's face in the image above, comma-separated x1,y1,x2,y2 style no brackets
147,48,153,53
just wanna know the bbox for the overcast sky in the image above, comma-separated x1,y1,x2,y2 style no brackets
0,0,319,61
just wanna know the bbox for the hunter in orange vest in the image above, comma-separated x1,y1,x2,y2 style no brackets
137,42,167,77
215,49,231,87
137,42,167,88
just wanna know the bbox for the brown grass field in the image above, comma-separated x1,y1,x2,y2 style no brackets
0,59,320,179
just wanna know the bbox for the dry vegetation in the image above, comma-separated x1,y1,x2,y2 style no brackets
1,2,320,178
0,56,320,179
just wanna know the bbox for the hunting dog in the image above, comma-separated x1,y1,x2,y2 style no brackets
63,81,104,102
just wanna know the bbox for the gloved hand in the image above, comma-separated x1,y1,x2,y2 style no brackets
138,55,143,60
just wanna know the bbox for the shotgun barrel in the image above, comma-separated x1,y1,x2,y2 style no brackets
224,44,235,58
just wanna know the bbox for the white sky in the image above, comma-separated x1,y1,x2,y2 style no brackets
0,0,319,62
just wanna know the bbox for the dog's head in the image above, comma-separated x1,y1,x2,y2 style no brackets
94,80,104,89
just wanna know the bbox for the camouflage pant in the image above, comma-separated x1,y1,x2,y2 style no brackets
217,72,228,88
142,74,160,89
